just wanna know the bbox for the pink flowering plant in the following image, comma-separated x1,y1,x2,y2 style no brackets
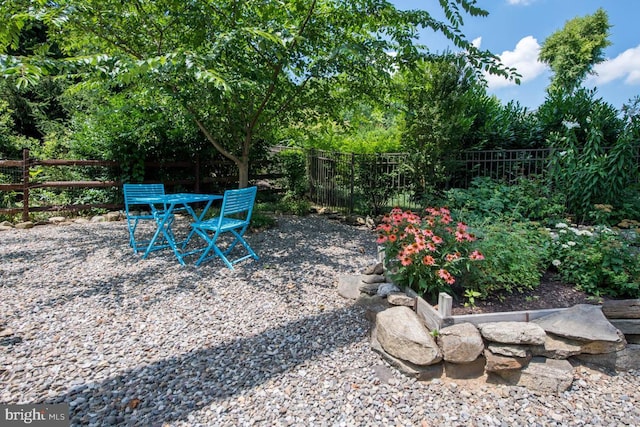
376,207,484,301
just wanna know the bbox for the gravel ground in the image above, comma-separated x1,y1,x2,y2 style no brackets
1,214,639,427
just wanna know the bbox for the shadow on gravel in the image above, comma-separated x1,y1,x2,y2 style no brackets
3,216,376,310
39,304,368,426
3,216,378,425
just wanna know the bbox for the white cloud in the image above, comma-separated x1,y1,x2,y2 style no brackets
591,45,640,85
506,0,536,5
471,37,482,49
485,36,548,89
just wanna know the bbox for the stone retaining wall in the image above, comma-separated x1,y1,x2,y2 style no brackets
338,267,640,394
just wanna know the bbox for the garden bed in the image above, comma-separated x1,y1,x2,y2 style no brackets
403,281,639,341
450,271,606,316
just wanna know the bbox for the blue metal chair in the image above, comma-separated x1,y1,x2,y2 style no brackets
190,186,259,269
123,183,174,253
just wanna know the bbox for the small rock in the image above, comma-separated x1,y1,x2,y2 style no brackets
478,321,547,345
362,274,385,284
387,293,414,307
14,221,34,229
359,282,380,296
484,349,531,372
337,275,364,300
376,283,401,298
362,263,384,275
105,212,122,222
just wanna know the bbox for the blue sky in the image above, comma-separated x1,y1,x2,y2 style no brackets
391,0,640,111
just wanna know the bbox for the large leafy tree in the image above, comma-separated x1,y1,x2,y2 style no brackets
401,56,488,200
1,0,516,187
538,8,611,94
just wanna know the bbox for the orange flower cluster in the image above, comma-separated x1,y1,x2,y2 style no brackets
376,207,484,287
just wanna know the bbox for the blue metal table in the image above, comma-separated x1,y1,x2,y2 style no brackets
130,193,222,265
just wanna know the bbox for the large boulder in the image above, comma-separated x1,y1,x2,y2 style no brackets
533,304,627,354
437,323,484,363
477,321,546,345
375,306,442,366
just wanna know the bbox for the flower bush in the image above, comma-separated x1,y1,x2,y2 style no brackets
376,207,484,301
548,222,640,298
465,222,549,299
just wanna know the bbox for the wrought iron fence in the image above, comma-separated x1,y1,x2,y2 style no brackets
5,145,637,219
454,148,552,187
304,146,640,214
306,149,420,214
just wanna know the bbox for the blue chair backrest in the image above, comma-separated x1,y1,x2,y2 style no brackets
221,186,257,219
123,183,165,212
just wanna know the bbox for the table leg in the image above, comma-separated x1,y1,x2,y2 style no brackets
143,208,177,261
182,198,215,248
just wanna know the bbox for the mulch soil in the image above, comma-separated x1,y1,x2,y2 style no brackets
450,271,608,316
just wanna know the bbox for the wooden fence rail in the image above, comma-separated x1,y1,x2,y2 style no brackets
0,149,244,221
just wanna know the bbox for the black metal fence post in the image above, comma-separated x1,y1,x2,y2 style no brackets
349,152,355,214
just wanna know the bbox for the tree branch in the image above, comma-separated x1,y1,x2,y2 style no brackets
178,92,241,166
247,0,317,134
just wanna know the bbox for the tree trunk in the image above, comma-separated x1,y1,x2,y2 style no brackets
187,113,251,189
237,157,249,188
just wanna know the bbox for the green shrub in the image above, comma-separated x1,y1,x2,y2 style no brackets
584,187,640,226
547,222,640,298
444,176,566,224
546,102,638,224
355,154,400,215
256,194,311,217
275,194,311,216
277,150,308,198
462,222,549,299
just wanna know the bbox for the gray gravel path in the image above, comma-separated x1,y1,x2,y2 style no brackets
1,215,639,426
